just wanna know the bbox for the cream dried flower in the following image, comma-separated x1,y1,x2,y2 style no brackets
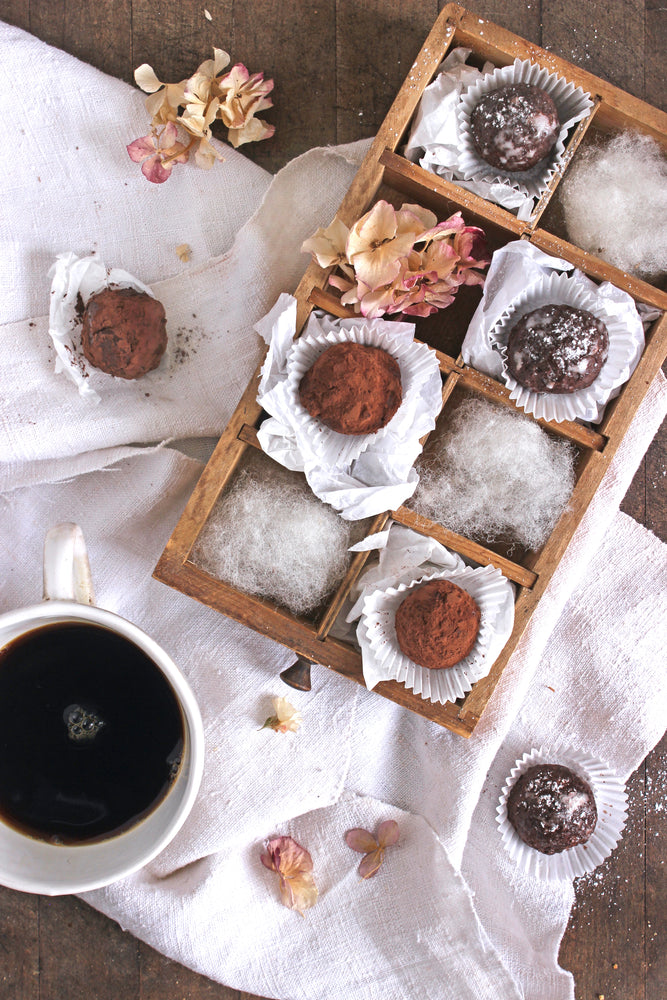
128,48,274,182
261,696,303,734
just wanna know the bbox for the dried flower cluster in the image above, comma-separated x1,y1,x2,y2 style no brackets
127,48,274,183
302,201,490,319
260,820,399,916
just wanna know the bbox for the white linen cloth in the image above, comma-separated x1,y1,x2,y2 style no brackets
2,21,666,1000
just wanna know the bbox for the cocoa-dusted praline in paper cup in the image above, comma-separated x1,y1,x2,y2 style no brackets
394,578,481,670
298,341,402,436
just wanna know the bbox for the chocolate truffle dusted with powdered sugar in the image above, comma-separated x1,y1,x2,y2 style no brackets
507,763,598,854
506,304,609,394
470,83,560,172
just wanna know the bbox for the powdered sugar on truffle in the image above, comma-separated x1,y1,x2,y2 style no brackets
507,763,598,854
507,304,609,393
470,83,560,171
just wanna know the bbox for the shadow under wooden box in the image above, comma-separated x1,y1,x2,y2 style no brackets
154,4,667,737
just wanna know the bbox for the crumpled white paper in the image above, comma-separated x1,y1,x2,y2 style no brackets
255,294,443,519
405,49,593,221
461,240,646,422
48,252,161,403
343,524,515,697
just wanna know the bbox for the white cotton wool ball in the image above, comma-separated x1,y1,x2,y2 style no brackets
410,396,577,551
559,131,667,281
192,453,353,616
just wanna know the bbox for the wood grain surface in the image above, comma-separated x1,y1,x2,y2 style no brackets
0,2,665,999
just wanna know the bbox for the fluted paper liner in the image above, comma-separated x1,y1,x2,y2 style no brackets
489,271,641,423
285,322,441,469
360,563,513,704
496,746,628,881
48,252,162,403
457,58,593,201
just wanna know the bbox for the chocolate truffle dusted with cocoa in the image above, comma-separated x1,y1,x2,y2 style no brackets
470,83,560,172
81,287,167,379
298,342,402,436
507,763,598,855
506,304,609,394
394,579,481,671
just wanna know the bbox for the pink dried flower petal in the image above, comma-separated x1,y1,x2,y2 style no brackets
376,820,399,847
260,836,318,914
357,847,385,879
345,828,379,854
127,124,189,183
126,134,158,162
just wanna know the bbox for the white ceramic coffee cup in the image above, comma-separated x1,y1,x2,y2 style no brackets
0,523,205,895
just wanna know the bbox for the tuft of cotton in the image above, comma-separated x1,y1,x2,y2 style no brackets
559,130,667,281
192,452,353,616
409,396,577,551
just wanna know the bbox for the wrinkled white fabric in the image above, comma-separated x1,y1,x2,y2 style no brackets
2,20,666,1000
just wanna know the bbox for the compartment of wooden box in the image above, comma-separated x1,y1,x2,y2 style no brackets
154,3,667,737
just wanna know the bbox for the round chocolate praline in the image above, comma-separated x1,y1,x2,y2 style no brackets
507,763,598,855
506,304,609,394
81,287,167,379
298,342,402,436
470,83,560,172
394,578,481,671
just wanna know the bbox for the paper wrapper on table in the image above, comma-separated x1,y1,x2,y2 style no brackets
490,269,644,423
48,253,162,403
343,524,514,700
496,746,628,881
405,50,593,220
457,58,593,203
461,241,645,421
255,295,443,519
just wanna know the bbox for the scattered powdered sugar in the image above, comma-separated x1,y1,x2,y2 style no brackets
559,130,667,281
409,395,577,551
191,451,354,616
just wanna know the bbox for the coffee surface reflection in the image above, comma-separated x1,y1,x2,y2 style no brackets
0,622,184,844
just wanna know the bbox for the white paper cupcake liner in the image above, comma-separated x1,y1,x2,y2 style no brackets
48,252,162,403
457,59,594,202
285,321,441,469
496,745,628,881
489,270,641,423
360,563,512,704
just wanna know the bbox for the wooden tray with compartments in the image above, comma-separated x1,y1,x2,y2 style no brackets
154,3,667,737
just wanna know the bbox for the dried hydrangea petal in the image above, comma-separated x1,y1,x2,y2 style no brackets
260,836,318,914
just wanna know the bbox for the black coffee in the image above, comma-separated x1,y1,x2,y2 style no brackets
0,622,184,845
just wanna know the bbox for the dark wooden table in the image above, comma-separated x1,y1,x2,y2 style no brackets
0,2,665,998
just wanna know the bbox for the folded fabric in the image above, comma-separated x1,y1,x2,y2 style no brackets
2,20,666,1000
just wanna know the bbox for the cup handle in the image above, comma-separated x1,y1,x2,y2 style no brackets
43,523,96,605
